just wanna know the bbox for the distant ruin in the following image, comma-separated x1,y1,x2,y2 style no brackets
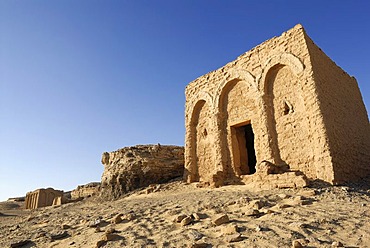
184,24,370,187
71,182,100,200
25,188,64,209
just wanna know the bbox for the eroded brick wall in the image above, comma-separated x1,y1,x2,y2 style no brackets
305,35,370,183
185,24,369,186
25,188,63,209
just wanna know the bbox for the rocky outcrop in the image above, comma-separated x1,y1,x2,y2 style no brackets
71,182,100,200
100,144,184,199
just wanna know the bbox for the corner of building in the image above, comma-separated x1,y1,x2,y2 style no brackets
302,28,370,184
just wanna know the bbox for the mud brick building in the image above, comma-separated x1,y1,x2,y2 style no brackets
25,188,63,209
184,24,370,187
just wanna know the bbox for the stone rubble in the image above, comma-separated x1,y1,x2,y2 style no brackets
2,179,368,247
180,216,193,226
212,214,229,226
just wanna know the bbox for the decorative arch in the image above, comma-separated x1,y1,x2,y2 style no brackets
258,53,305,94
187,91,213,121
228,68,256,89
185,92,216,183
214,69,256,112
212,69,260,179
259,52,308,166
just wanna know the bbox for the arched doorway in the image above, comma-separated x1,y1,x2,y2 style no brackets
219,79,257,178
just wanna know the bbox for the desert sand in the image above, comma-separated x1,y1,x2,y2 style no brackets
1,179,369,248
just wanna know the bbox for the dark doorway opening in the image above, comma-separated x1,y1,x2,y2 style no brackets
234,123,256,175
244,124,256,174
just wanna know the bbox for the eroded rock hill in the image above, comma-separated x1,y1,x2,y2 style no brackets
100,144,184,199
71,182,100,200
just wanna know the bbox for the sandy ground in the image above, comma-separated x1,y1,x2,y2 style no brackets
1,179,369,248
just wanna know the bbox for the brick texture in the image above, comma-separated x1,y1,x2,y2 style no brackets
184,24,369,186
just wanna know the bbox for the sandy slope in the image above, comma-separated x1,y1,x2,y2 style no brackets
1,179,369,248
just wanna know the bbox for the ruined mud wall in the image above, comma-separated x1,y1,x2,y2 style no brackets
220,79,259,179
71,182,100,199
304,34,370,183
190,100,215,182
25,188,64,209
100,145,184,199
185,24,330,185
185,24,369,186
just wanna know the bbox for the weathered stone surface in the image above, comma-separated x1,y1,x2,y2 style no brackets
96,240,106,248
121,213,135,221
111,214,123,224
222,224,238,234
102,233,120,241
331,241,344,247
52,196,64,206
49,230,68,240
10,240,32,248
88,218,107,228
291,196,312,205
242,171,308,190
187,229,203,241
249,199,264,209
61,224,71,230
212,214,229,226
255,225,262,232
174,214,188,223
226,233,242,243
145,184,161,194
100,144,184,199
105,227,116,234
256,161,289,175
245,208,260,216
292,240,303,248
189,242,210,248
181,216,193,226
71,182,100,199
192,213,203,221
184,24,370,187
299,189,316,197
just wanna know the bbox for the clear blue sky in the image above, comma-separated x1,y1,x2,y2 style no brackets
1,1,369,201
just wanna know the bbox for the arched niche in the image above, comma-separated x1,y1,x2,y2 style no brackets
187,97,215,183
214,69,257,111
263,61,309,170
187,91,213,119
259,53,305,94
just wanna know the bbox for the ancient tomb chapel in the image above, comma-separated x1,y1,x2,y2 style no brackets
25,188,63,209
184,24,370,188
